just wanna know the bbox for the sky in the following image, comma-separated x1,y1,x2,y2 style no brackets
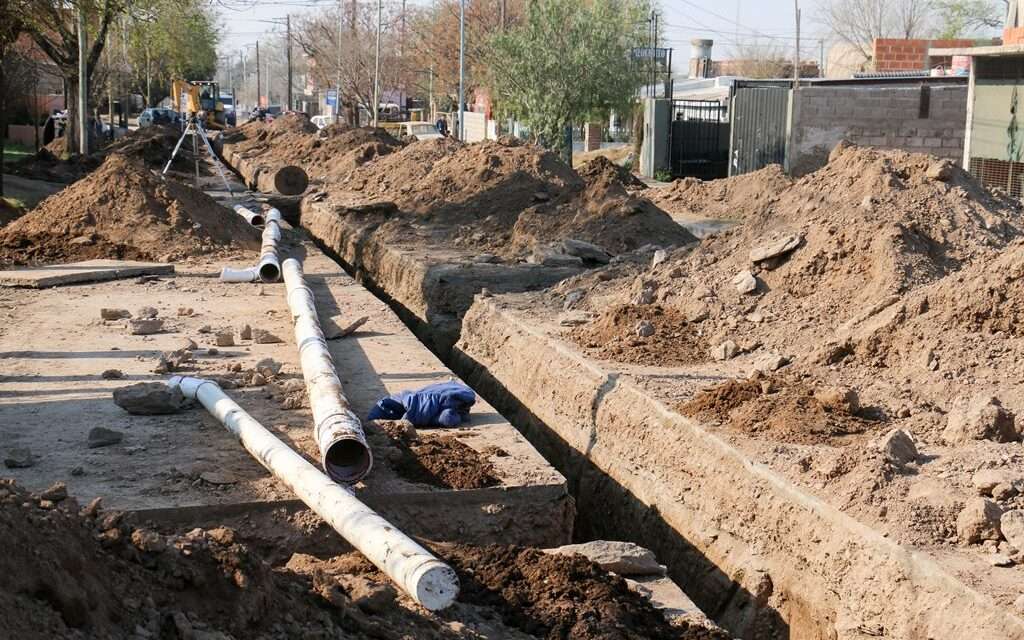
214,0,826,63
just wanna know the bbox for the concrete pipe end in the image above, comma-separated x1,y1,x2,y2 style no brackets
258,260,281,283
323,438,373,485
412,563,460,611
250,214,265,227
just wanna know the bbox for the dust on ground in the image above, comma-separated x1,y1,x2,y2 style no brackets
0,478,725,640
0,153,259,265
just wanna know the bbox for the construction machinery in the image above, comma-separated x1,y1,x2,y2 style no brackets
171,79,228,130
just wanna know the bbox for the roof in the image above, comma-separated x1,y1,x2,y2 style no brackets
930,43,1024,57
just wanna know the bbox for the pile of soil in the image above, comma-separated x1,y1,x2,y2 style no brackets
571,304,707,367
679,374,879,445
559,143,1023,368
2,478,720,639
10,125,193,184
318,135,696,258
371,421,500,489
0,154,259,265
648,164,792,221
222,120,403,184
576,156,647,191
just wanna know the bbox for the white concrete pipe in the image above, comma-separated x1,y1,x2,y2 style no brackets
282,257,373,484
166,376,459,611
219,206,282,284
232,204,266,227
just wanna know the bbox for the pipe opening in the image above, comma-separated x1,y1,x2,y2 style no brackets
258,261,281,283
250,214,265,227
324,438,373,484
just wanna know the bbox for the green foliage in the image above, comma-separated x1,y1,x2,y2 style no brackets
933,0,1004,38
654,169,672,183
124,0,219,105
486,0,647,152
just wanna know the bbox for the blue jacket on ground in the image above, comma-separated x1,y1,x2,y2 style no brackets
368,381,476,427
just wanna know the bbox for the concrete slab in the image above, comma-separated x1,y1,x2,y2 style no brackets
0,230,572,548
0,259,174,288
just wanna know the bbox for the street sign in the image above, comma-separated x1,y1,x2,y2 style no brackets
631,47,669,62
326,89,338,107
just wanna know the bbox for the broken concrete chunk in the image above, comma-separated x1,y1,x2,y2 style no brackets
874,429,918,466
128,318,164,335
751,352,788,373
634,320,656,338
631,287,656,306
561,238,612,265
563,289,586,311
279,378,305,393
88,427,124,449
545,541,667,576
956,498,1003,544
815,386,860,414
239,324,253,341
100,308,131,320
926,160,954,182
40,482,68,502
711,340,738,361
113,382,188,415
215,330,235,347
255,358,283,376
324,315,370,340
101,369,125,380
651,249,668,268
1001,510,1024,552
974,469,1021,496
943,395,1018,445
3,448,35,469
749,234,801,263
732,270,758,294
253,329,285,344
136,306,159,319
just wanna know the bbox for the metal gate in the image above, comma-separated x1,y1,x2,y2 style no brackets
730,86,790,176
669,100,730,180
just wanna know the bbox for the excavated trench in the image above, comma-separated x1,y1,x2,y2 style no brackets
286,198,1024,640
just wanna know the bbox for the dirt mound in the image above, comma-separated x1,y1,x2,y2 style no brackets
269,112,317,134
570,304,708,366
371,421,499,489
441,544,730,640
577,156,647,191
0,154,258,265
565,143,1024,365
679,374,879,445
342,136,465,196
648,164,792,221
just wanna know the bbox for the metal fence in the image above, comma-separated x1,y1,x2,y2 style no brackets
668,99,730,180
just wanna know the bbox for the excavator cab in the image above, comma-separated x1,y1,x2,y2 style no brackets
171,79,227,130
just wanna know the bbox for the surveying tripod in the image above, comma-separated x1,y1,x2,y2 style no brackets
162,114,234,197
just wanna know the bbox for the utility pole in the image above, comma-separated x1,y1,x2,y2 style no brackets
240,50,246,109
76,6,88,155
256,41,262,108
458,0,465,140
793,0,801,88
373,0,382,126
286,15,293,110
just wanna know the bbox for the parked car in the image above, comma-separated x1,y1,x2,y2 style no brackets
397,121,443,141
139,107,180,128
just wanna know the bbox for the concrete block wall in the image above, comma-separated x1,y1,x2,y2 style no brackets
789,84,967,176
873,38,974,71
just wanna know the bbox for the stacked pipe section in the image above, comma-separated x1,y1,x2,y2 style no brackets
166,376,459,610
220,205,282,284
220,143,308,196
282,257,373,484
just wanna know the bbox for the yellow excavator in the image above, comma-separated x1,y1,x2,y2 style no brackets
171,79,227,130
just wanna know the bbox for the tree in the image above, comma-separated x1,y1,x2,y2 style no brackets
13,0,125,154
818,0,934,61
0,0,27,196
728,41,791,79
934,0,1006,38
486,0,647,157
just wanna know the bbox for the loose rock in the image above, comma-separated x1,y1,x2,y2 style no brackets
712,340,738,361
214,331,235,347
239,324,253,341
252,329,284,344
874,429,918,466
561,238,611,264
100,308,132,320
128,318,164,335
974,469,1019,496
943,395,1019,444
40,482,68,502
101,369,125,380
749,234,801,263
113,382,188,415
733,270,758,294
634,320,655,338
545,541,667,576
3,448,35,469
956,498,1003,544
136,306,159,319
88,427,125,449
815,386,860,414
1001,510,1024,551
651,249,668,268
324,315,370,340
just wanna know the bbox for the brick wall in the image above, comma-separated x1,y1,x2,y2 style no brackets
872,38,975,72
789,84,967,175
